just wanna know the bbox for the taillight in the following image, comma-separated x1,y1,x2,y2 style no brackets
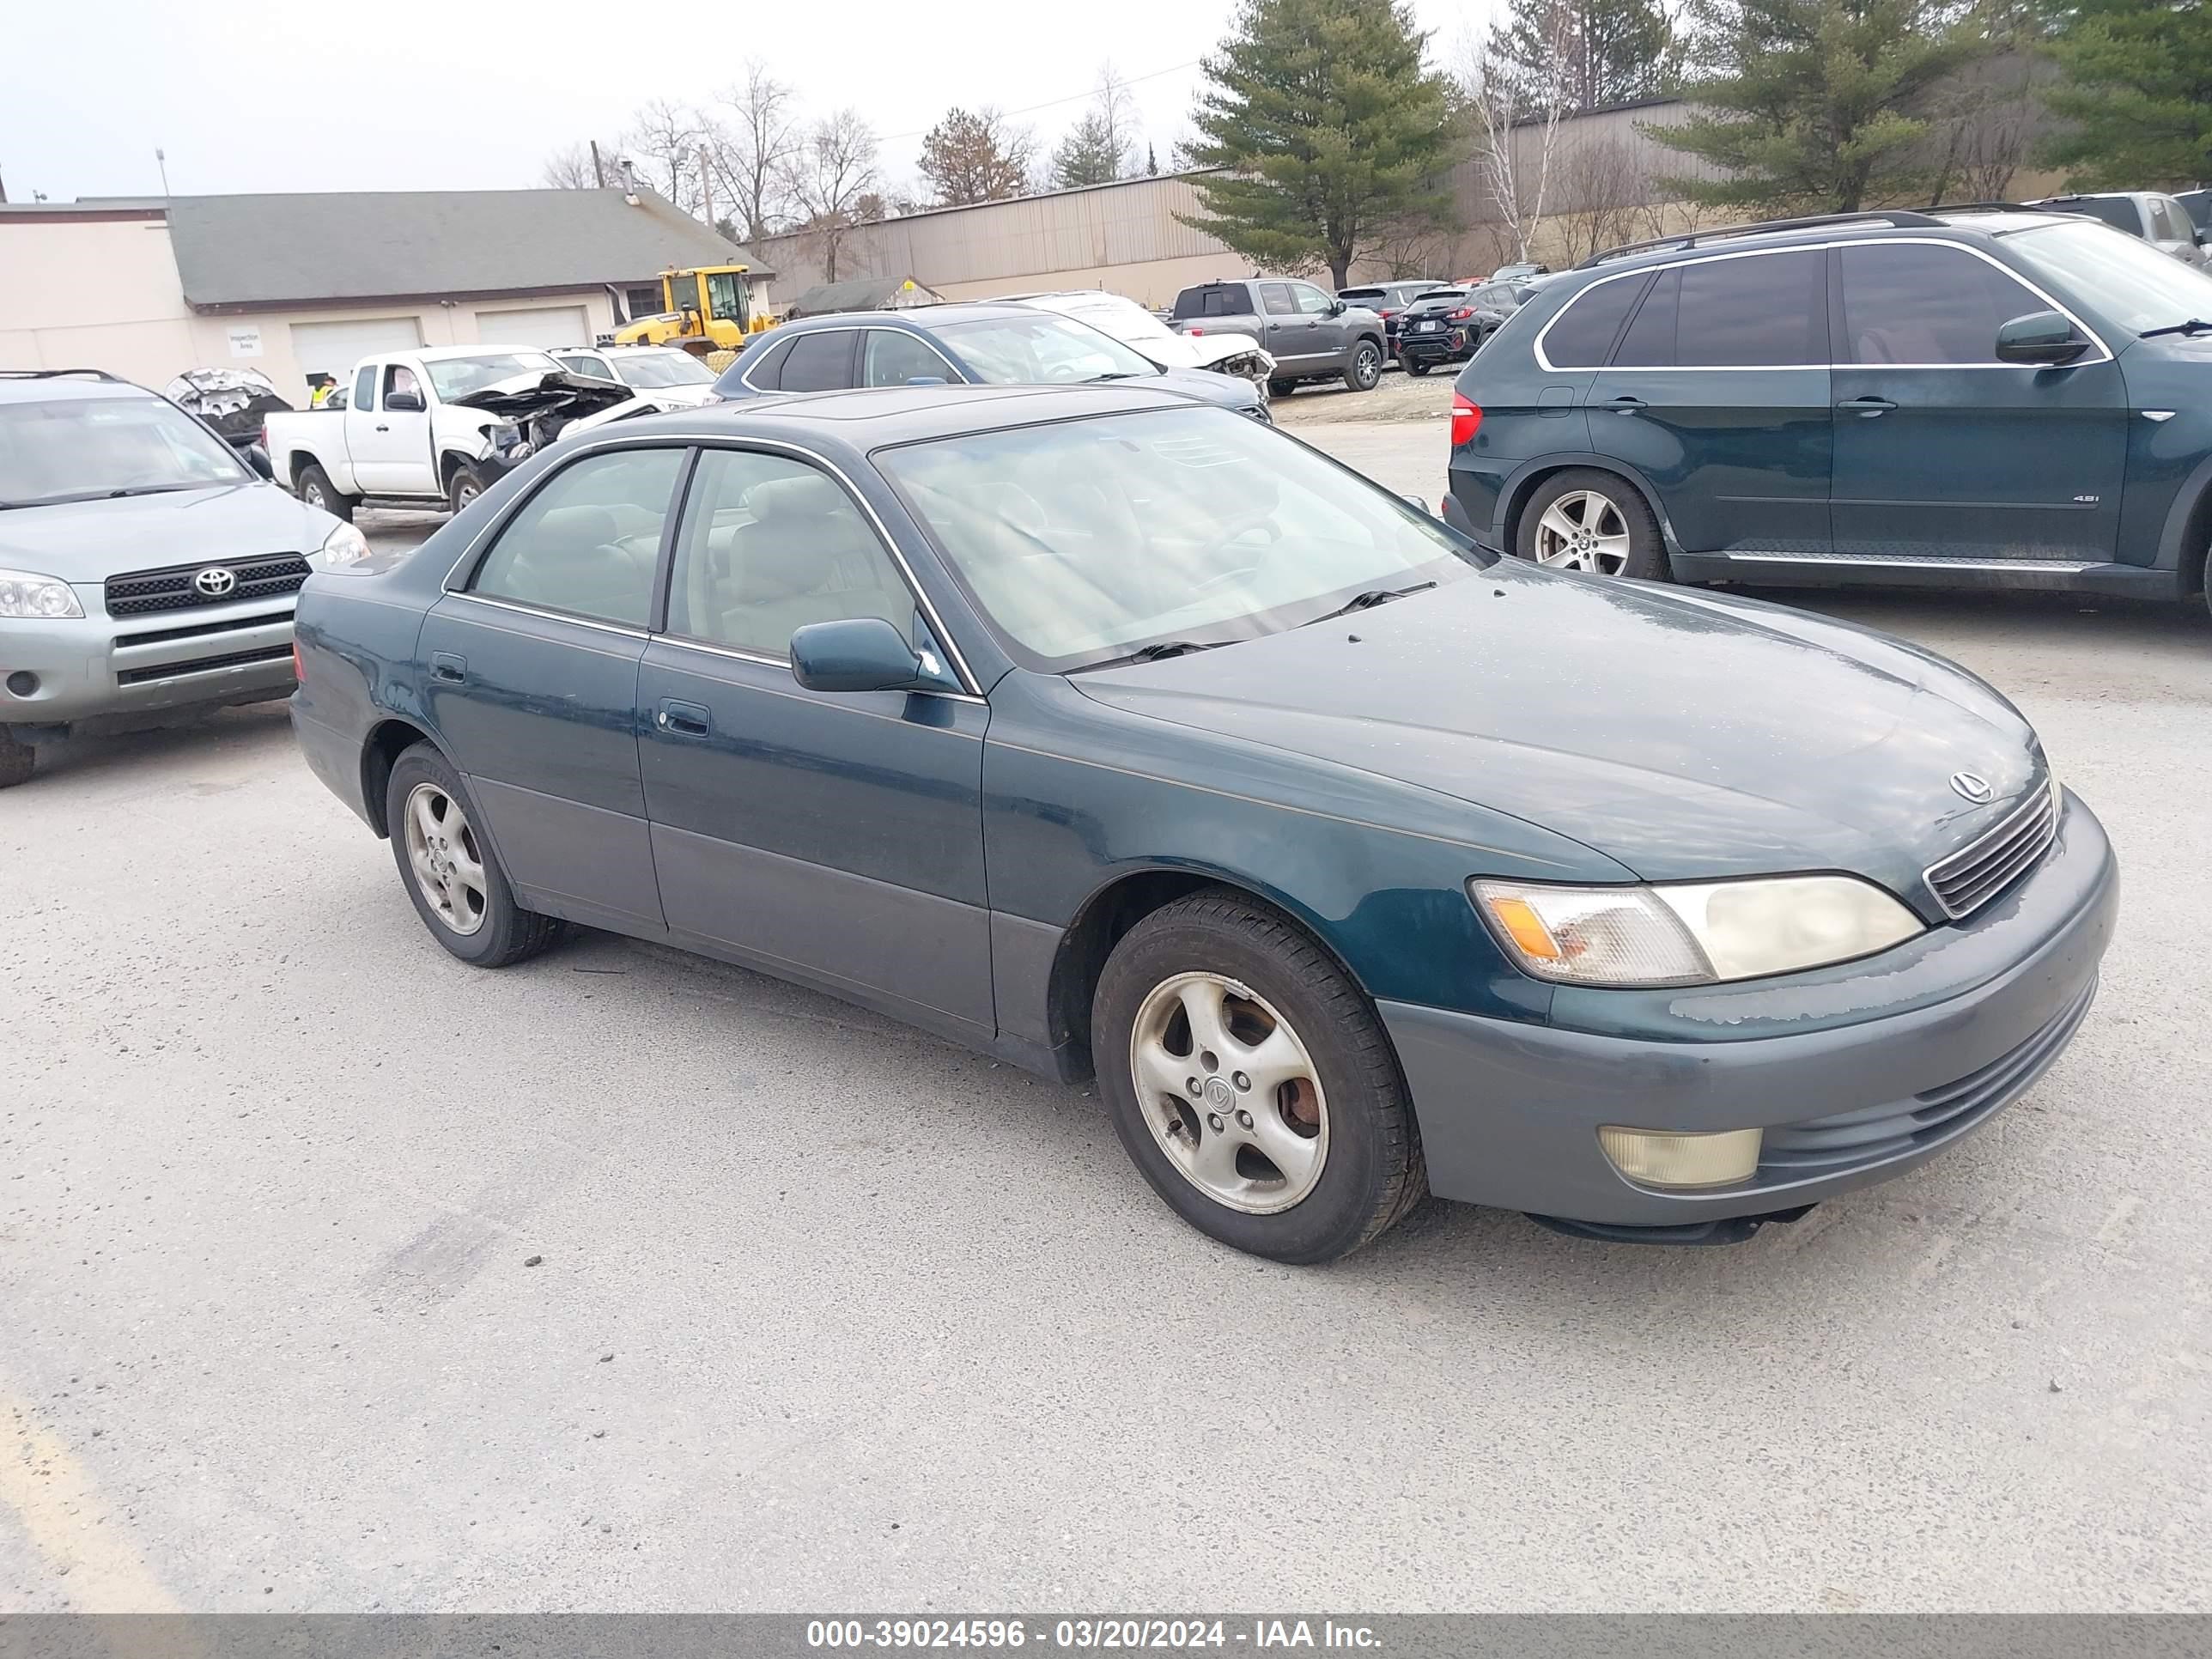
1450,394,1482,447
1188,327,1204,336
1451,307,1474,320
291,639,304,679
1380,308,1396,319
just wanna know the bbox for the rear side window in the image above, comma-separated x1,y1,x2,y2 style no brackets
1540,274,1650,367
468,447,685,627
779,331,856,393
1674,251,1826,367
352,366,376,409
1838,243,2050,365
1613,269,1678,367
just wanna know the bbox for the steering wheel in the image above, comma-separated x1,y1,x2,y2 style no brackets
1191,564,1261,598
1190,508,1281,570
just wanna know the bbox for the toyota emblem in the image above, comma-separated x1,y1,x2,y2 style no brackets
1949,771,1996,805
192,566,239,599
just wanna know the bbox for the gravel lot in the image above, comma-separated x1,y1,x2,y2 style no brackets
4,420,2209,1614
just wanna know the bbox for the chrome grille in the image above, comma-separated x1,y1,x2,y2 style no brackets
105,553,311,618
1761,978,2095,1173
1924,782,2058,920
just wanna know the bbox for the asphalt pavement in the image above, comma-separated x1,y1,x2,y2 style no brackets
3,422,2209,1613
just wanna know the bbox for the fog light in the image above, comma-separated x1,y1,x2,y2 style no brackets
1598,1125,1762,1188
4,671,36,698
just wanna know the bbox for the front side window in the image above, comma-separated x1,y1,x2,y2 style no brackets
467,447,684,627
931,314,1158,384
706,271,746,326
2009,216,2212,335
1259,283,1297,317
422,352,561,402
863,330,957,387
383,364,422,407
878,404,1480,672
665,449,915,659
0,394,247,507
1840,243,2048,365
779,331,856,393
1291,284,1334,314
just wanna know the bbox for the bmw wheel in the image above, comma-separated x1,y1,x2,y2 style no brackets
1093,890,1424,1262
1516,468,1668,580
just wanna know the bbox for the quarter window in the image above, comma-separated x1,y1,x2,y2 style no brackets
665,449,915,660
863,330,956,387
779,331,856,392
1612,269,1678,367
468,447,684,628
352,366,376,409
1838,243,2050,366
1541,274,1650,367
741,335,796,390
1673,251,1825,366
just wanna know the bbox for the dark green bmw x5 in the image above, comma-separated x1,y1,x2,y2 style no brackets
1446,206,2212,615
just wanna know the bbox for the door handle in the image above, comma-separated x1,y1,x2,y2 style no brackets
657,699,711,738
1599,394,1647,413
429,652,466,684
374,423,391,433
1839,396,1898,417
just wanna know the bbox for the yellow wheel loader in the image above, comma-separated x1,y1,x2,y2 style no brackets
612,265,773,358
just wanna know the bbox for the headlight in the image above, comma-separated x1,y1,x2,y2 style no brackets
313,522,372,571
0,569,84,619
1471,874,1922,988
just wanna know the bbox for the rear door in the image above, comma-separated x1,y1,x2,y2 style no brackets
1828,239,2125,564
1579,247,1832,555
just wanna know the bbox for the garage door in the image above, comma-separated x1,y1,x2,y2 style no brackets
477,306,592,349
289,317,425,380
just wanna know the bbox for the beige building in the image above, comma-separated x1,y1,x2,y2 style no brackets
0,189,767,405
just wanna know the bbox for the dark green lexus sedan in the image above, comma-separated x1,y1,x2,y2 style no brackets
292,386,2116,1261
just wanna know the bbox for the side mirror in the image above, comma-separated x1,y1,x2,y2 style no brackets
1327,299,1347,317
790,617,927,694
1401,492,1433,515
244,444,275,480
386,390,426,413
1995,309,2088,365
2196,227,2209,247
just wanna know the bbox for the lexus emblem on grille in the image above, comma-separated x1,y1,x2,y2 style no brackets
192,566,239,599
1950,771,1996,805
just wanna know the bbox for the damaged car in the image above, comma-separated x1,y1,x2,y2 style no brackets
993,289,1277,392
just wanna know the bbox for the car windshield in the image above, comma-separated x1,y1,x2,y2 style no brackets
933,314,1162,385
615,350,716,389
423,352,562,400
877,404,1481,671
1042,296,1177,346
2010,218,2212,335
0,393,246,507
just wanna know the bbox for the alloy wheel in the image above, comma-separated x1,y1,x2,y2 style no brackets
403,781,489,936
1128,971,1329,1214
1534,489,1632,574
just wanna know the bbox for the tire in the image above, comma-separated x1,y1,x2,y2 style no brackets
296,463,352,522
1342,339,1383,392
1514,467,1669,580
0,726,35,790
1092,889,1425,1264
1267,378,1297,399
384,742,566,969
447,465,490,516
1400,355,1433,377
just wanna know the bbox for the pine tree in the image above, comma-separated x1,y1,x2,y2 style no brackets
1490,0,1675,113
1648,0,1988,212
2039,0,2212,188
1181,0,1462,287
1052,110,1132,189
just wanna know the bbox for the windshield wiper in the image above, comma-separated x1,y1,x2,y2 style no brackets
1301,581,1437,625
2140,318,2212,338
1071,639,1232,672
1086,370,1156,382
104,483,207,499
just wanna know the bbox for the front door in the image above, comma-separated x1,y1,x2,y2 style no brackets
1583,247,1833,555
1255,282,1316,371
1827,240,2127,564
417,443,689,935
346,362,435,495
635,445,994,1039
1288,281,1347,367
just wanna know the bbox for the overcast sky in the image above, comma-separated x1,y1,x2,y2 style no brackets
1,0,1486,207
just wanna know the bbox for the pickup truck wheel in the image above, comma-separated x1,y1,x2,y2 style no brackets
1267,379,1297,399
1092,889,1425,1264
447,466,490,515
1342,340,1383,392
296,464,351,522
385,743,566,968
0,726,35,790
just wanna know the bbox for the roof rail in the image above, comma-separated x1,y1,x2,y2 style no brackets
0,368,126,381
1929,202,2043,216
1575,210,1947,269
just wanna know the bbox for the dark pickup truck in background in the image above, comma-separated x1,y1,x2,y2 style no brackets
1169,277,1387,396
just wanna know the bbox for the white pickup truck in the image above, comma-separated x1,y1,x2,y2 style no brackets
264,346,650,519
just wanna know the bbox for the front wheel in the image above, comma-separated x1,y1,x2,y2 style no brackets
1515,468,1668,580
447,465,490,515
1092,890,1425,1263
1267,378,1297,399
0,726,35,790
385,743,566,968
1342,341,1382,392
296,463,352,522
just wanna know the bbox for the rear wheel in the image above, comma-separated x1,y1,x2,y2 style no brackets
0,726,35,790
447,465,490,515
384,743,566,968
1092,890,1424,1263
1343,340,1383,392
296,463,351,522
1516,468,1668,580
1400,355,1433,377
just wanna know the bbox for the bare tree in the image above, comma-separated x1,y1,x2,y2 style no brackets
540,142,611,190
709,61,803,244
785,109,884,283
1050,64,1140,189
1460,18,1573,265
624,97,708,216
1924,52,2048,205
1545,132,1662,264
1369,220,1458,280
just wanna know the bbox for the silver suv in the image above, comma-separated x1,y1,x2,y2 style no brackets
0,369,368,787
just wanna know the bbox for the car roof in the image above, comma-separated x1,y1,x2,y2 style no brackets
778,302,1036,333
0,372,157,405
1565,208,2084,281
582,382,1203,448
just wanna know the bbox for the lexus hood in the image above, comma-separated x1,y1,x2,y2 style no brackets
1072,562,2045,898
1,482,337,586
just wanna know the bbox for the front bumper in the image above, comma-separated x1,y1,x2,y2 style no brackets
1382,793,2118,1228
1,587,298,732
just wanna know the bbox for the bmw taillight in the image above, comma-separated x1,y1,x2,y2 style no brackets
1451,394,1482,447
